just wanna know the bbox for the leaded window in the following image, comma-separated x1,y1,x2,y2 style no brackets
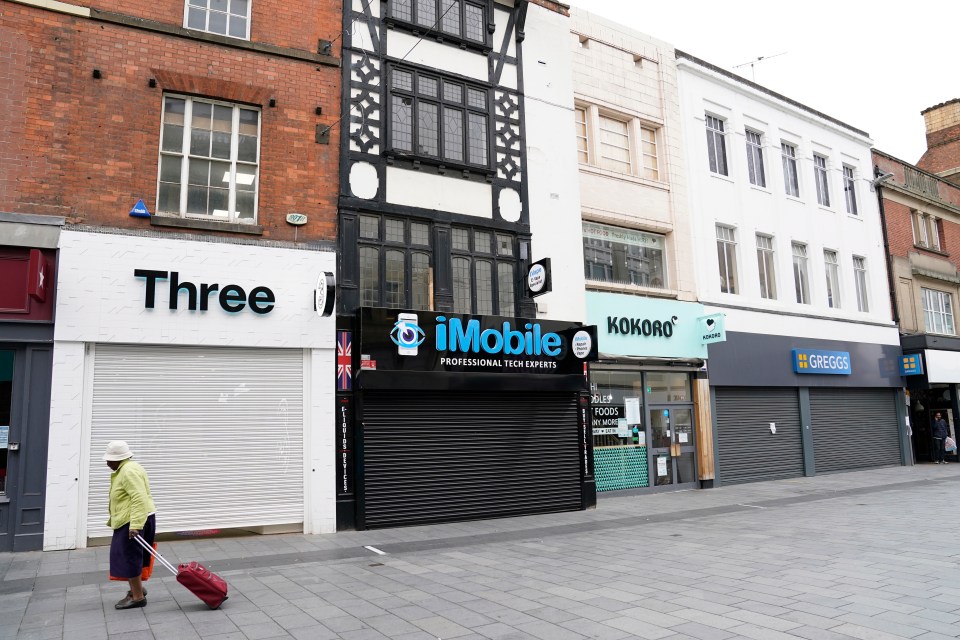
451,227,517,316
387,0,488,45
358,215,433,310
389,66,489,168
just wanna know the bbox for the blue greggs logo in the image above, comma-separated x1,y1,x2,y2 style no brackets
792,349,852,375
436,316,564,356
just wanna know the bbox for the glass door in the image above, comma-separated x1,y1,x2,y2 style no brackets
648,406,697,487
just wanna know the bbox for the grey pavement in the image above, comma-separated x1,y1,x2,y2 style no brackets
3,464,960,639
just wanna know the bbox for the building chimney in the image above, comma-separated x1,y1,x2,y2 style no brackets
917,99,960,186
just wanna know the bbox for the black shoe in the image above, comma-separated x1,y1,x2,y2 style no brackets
125,588,147,598
115,596,147,610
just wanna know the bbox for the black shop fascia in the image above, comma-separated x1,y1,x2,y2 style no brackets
334,308,600,531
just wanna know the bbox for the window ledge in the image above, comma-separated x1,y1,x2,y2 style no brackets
150,215,264,235
846,213,862,221
709,172,735,184
586,280,679,299
913,244,950,258
817,205,834,213
579,164,669,190
784,195,805,205
748,184,771,195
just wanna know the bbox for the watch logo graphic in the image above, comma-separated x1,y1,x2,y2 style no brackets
391,313,426,356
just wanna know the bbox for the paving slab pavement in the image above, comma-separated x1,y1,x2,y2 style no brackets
2,464,959,639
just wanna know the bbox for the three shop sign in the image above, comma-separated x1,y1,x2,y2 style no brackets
134,269,276,314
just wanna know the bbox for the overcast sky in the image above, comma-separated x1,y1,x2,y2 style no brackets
565,0,955,163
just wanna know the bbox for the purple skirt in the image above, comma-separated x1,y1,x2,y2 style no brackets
109,514,156,579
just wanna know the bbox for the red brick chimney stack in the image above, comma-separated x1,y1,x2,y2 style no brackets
917,99,960,186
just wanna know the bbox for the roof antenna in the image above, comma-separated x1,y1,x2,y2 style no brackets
733,52,787,82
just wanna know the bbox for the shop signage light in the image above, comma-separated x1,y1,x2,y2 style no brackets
526,258,552,297
134,269,276,314
792,349,852,375
315,271,336,317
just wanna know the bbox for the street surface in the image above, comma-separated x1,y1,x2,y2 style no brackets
1,465,957,640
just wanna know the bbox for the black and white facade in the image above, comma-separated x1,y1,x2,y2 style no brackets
336,0,593,528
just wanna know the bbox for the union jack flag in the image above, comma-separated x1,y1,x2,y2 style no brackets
336,331,352,391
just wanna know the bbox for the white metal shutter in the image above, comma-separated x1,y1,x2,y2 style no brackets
87,344,303,538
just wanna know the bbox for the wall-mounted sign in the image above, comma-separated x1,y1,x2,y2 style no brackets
359,308,597,375
129,199,151,218
315,271,336,317
586,292,707,359
526,258,552,297
792,349,852,375
286,213,308,226
335,396,353,498
134,269,276,314
900,354,923,376
336,331,352,391
27,249,48,302
698,313,726,345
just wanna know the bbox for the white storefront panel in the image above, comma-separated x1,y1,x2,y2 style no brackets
45,230,336,550
924,349,960,384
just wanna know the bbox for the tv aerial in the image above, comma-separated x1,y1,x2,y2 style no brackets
733,52,787,82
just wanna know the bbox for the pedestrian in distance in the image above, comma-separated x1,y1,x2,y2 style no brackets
932,412,948,465
103,441,157,610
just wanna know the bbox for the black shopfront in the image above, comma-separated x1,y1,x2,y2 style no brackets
336,308,598,530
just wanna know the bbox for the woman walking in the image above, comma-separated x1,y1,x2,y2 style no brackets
103,441,157,610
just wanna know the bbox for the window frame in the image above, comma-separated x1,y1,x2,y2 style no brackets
745,129,766,188
386,64,493,173
574,106,589,164
705,114,729,176
792,242,810,305
598,113,632,174
358,215,434,310
853,256,869,312
582,222,669,290
385,0,492,49
756,234,777,300
922,287,956,335
577,104,661,182
823,249,841,309
716,225,739,294
912,210,941,251
843,165,858,215
451,226,518,316
813,153,831,207
781,142,800,197
183,0,252,40
156,94,262,224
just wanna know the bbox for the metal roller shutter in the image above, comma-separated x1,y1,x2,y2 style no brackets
715,387,804,485
811,388,900,473
87,344,304,538
362,391,582,528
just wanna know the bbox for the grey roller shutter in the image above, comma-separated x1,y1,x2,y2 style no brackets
361,391,582,528
811,388,899,473
87,344,304,538
715,387,804,485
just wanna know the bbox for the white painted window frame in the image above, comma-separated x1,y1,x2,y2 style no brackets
923,287,956,335
183,0,252,40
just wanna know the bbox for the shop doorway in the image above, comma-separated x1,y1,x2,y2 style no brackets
648,406,697,487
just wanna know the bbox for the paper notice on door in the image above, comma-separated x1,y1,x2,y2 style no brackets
625,397,641,424
657,456,668,476
678,433,688,443
637,432,646,446
616,418,630,438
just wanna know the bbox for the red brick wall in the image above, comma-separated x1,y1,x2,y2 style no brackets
38,0,339,52
0,2,341,243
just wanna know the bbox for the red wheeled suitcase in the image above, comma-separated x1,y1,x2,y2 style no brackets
135,535,229,609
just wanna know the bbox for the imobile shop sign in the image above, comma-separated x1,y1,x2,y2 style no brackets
358,308,598,375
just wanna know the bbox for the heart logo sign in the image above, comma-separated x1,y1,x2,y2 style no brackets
706,319,715,328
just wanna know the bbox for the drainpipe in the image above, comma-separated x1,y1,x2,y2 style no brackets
872,166,899,325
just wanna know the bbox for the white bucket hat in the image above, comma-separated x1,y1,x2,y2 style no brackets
102,440,134,462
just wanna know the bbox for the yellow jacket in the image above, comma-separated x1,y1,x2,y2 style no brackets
107,459,156,530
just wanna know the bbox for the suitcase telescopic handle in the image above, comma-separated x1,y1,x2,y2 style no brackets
133,534,179,576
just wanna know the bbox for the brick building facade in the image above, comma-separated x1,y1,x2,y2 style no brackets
873,148,960,464
0,0,343,551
